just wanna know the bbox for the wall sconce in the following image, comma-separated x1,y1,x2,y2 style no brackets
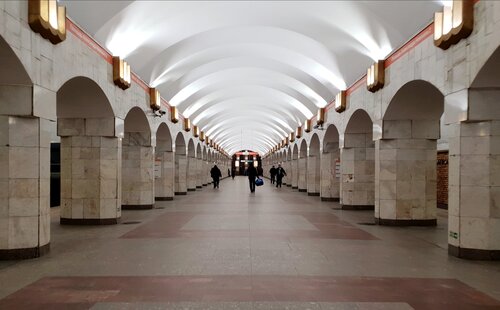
199,131,205,142
296,126,302,139
367,60,385,93
112,57,131,90
289,132,295,143
193,126,199,137
434,0,473,50
317,108,326,126
304,119,312,133
150,88,161,111
210,139,214,148
170,106,179,123
285,137,289,146
334,91,346,113
28,0,66,44
183,118,191,132
205,136,209,145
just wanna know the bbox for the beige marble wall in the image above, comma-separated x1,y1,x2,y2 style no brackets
121,132,154,207
307,156,320,195
321,151,340,200
204,161,210,185
340,133,375,207
298,158,307,191
291,159,298,188
175,154,187,194
187,157,197,191
154,151,174,200
59,118,121,222
0,116,51,253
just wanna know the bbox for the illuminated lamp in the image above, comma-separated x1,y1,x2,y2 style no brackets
170,106,179,123
296,126,302,139
317,108,326,126
289,132,295,143
334,91,346,113
205,136,209,145
193,126,199,137
304,119,312,133
28,0,66,44
434,0,473,50
367,60,385,93
149,88,161,111
112,57,131,90
183,118,191,132
199,131,205,142
285,137,289,146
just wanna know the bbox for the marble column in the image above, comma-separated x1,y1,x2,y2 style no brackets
121,132,154,209
0,116,51,259
307,156,320,196
187,157,197,191
196,159,203,189
298,157,307,192
292,159,298,189
175,153,187,195
340,133,375,209
320,149,340,201
203,161,209,186
154,151,174,201
286,161,293,187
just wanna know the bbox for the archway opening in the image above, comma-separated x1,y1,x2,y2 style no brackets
321,125,340,201
298,140,308,192
174,133,187,195
187,139,197,191
155,123,174,201
307,134,321,196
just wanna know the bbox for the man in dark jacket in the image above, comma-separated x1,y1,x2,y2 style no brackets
269,165,276,184
210,165,222,188
247,163,257,193
276,164,287,188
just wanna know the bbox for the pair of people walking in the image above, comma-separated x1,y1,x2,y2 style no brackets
270,164,287,188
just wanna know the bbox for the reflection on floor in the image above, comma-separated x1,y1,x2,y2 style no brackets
0,177,499,309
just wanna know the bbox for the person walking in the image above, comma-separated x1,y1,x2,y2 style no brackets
269,165,276,184
276,164,287,188
231,167,236,180
210,165,222,189
247,163,257,193
228,168,231,177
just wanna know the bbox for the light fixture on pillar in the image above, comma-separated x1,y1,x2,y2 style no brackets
193,126,199,138
296,126,302,139
112,57,131,90
366,60,385,93
210,139,214,148
289,132,295,143
170,106,179,123
150,88,161,111
434,0,473,50
205,136,209,145
199,131,205,142
28,0,66,44
183,118,191,132
334,91,346,113
316,108,326,126
304,119,312,133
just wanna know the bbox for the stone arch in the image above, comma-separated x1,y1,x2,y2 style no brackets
187,139,196,158
0,35,32,86
186,139,197,191
307,134,321,196
341,109,374,209
155,123,174,201
298,139,308,192
196,144,202,159
174,132,187,195
299,140,307,158
321,124,340,201
156,123,173,153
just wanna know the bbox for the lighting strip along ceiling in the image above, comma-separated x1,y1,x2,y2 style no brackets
61,1,442,155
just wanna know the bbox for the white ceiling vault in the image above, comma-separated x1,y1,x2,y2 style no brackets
61,1,441,155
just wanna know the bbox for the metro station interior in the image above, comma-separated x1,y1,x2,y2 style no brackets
0,1,500,309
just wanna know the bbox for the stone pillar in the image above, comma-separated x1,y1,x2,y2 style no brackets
447,121,500,260
298,157,307,192
292,159,298,189
0,116,51,259
340,133,375,209
286,161,293,187
187,157,197,191
175,153,187,195
154,151,174,201
321,149,340,201
122,132,154,209
196,159,203,189
307,156,320,196
203,161,209,186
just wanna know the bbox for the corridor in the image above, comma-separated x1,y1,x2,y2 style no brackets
0,177,499,309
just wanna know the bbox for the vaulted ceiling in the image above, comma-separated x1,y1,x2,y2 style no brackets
61,1,441,155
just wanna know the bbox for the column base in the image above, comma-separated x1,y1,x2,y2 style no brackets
187,188,196,192
203,184,207,186
287,184,292,187
155,197,173,201
298,189,307,192
374,217,436,226
307,192,320,196
448,244,500,260
175,192,187,195
0,243,50,260
292,186,298,189
341,205,375,210
321,197,340,202
196,186,202,189
122,204,154,210
61,218,118,225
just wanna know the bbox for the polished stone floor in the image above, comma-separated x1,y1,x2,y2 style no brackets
0,177,499,309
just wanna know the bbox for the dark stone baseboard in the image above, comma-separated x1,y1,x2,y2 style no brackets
374,217,437,226
155,197,173,201
448,244,500,260
61,218,118,225
0,243,50,260
287,184,292,187
188,188,196,192
342,205,375,211
298,189,307,192
308,192,320,196
196,186,202,189
122,204,154,210
203,184,207,186
175,192,187,195
321,197,340,202
292,186,298,189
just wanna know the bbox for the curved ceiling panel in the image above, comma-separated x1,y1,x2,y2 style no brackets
62,0,441,155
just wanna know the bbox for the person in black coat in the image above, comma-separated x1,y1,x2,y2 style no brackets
275,164,287,188
231,167,236,180
210,165,222,188
247,163,258,193
269,166,276,184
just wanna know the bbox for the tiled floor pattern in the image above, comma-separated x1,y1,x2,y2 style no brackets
0,177,499,309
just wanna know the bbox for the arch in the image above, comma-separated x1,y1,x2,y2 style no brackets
187,139,195,157
175,133,186,155
309,134,320,156
299,139,307,158
471,45,500,88
321,124,341,201
323,124,340,153
156,123,172,152
203,146,207,160
287,146,292,161
307,133,321,195
345,109,373,135
292,143,299,160
0,35,32,85
124,107,151,135
196,143,202,159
